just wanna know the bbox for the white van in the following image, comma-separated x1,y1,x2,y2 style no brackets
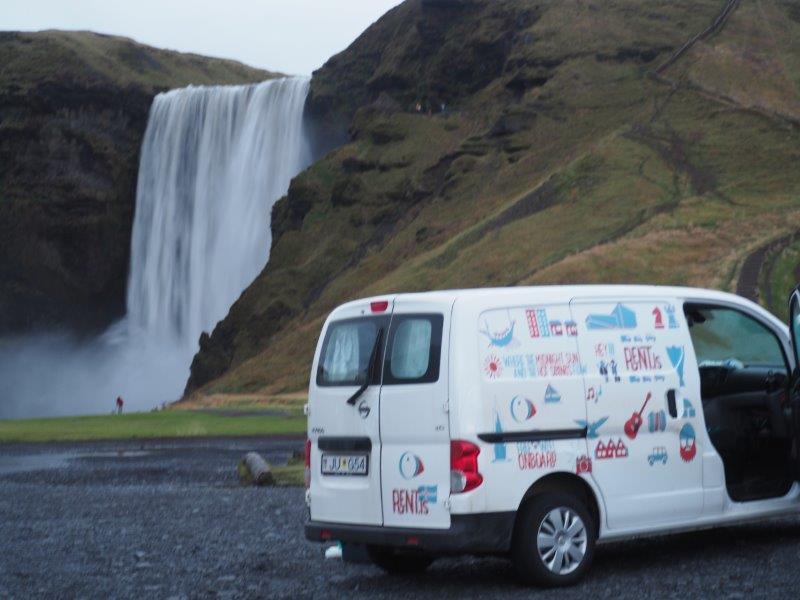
304,285,800,586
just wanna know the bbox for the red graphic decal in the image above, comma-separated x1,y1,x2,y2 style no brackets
518,450,557,470
624,346,662,371
565,320,578,337
392,489,429,515
595,438,628,459
624,392,652,440
484,354,502,379
576,455,592,475
536,352,580,377
653,307,664,329
549,321,563,336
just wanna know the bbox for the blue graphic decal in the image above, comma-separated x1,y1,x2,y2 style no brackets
544,384,561,404
647,410,667,433
667,346,686,387
575,416,609,439
586,304,638,330
492,411,508,462
682,399,696,418
417,485,438,504
480,319,516,347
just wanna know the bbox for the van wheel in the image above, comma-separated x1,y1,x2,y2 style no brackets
366,545,434,574
512,492,596,587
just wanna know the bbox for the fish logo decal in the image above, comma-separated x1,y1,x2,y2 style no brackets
399,452,425,479
510,396,536,422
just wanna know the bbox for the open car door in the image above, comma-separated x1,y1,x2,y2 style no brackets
788,287,800,479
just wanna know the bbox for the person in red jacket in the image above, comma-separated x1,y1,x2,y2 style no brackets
116,396,124,414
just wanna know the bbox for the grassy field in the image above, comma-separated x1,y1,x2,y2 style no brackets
0,410,306,444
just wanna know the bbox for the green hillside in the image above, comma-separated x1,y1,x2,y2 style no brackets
185,0,800,398
0,30,277,333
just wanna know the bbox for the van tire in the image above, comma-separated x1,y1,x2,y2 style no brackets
512,492,596,587
366,545,434,574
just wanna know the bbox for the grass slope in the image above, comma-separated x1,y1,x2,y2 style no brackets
0,410,305,443
186,0,800,401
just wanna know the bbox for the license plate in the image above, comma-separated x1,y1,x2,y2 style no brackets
321,453,368,476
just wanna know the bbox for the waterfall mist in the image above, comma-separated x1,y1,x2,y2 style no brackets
0,77,312,418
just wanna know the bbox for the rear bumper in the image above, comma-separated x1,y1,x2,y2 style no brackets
305,512,516,554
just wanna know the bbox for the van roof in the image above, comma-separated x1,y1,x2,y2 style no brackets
334,285,785,329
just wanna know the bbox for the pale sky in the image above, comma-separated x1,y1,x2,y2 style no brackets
1,0,404,75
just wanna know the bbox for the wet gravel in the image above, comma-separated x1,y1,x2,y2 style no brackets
2,436,800,599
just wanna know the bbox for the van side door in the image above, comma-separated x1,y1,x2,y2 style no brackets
570,297,704,530
380,298,452,530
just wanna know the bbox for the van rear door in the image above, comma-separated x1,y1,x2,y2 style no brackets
308,299,393,526
380,297,453,529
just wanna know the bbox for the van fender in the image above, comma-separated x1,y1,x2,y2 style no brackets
513,471,607,539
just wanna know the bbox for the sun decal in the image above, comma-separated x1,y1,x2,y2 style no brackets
484,354,502,379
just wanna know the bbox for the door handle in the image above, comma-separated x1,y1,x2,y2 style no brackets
666,389,678,418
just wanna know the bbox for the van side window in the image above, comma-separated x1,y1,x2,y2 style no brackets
317,317,387,386
685,306,786,370
383,314,443,384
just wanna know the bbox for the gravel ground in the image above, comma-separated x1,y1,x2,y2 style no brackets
2,437,800,599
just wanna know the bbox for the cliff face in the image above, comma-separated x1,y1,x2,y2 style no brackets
175,0,797,397
0,30,276,333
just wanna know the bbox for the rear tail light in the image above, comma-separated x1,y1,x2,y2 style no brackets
304,438,312,488
370,300,389,313
450,440,483,493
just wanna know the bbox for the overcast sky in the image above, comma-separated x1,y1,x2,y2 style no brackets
1,0,404,75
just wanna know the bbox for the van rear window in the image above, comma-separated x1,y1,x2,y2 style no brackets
317,317,388,386
316,313,443,387
383,314,443,384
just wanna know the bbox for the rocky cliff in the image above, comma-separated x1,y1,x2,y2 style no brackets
184,1,800,396
0,30,276,333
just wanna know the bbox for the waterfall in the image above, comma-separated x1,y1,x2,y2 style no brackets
0,77,312,418
128,77,311,347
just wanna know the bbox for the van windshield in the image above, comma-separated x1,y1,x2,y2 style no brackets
317,317,387,386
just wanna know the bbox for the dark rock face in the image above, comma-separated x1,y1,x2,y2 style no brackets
0,31,273,335
0,82,151,333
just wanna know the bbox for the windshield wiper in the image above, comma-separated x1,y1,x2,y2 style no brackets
347,327,383,405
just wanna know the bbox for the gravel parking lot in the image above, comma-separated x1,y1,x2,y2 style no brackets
2,437,800,599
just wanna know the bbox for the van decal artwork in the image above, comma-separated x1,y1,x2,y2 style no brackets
544,384,562,404
517,440,557,470
576,455,592,474
510,396,537,422
585,386,603,403
647,410,667,433
585,304,637,330
492,411,509,461
679,423,697,462
484,355,502,379
503,354,526,379
595,438,628,459
624,346,662,372
536,352,584,377
575,416,608,439
479,318,516,348
598,359,621,383
392,485,437,515
399,452,425,479
653,307,665,329
624,392,652,439
526,308,578,338
666,346,686,387
682,399,696,418
648,447,668,466
666,304,679,329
